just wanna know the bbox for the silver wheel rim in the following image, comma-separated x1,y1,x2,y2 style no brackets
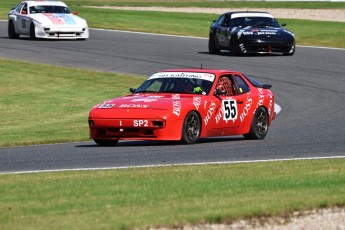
255,110,268,135
185,114,200,141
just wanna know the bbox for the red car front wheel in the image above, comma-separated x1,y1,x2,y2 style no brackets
181,111,201,144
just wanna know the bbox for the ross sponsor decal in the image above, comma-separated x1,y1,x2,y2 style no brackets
119,104,150,108
193,96,201,110
239,95,253,122
204,100,217,125
256,88,265,108
215,107,224,124
268,95,274,115
172,94,181,117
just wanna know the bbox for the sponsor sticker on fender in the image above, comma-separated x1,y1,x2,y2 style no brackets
239,96,253,122
243,30,278,36
119,104,150,108
43,13,76,25
172,94,181,117
98,103,115,109
193,96,201,110
204,100,217,125
256,88,265,108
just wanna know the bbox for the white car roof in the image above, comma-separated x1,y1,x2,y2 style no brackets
231,12,274,19
25,1,68,7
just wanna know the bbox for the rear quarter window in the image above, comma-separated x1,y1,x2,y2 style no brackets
234,75,250,94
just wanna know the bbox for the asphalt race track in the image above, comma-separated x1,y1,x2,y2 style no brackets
0,21,344,174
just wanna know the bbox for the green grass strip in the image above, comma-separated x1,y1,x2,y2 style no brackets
79,7,345,48
66,0,345,9
0,158,344,230
3,0,345,9
1,1,345,48
0,58,145,147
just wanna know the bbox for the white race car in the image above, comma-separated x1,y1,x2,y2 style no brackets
8,1,89,40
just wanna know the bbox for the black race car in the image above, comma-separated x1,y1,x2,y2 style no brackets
209,11,295,56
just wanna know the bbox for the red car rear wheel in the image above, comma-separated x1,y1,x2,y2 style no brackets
244,107,268,140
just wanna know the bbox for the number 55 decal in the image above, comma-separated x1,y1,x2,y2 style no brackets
222,99,237,121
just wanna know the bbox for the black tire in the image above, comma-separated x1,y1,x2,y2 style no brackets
208,34,221,54
243,107,269,140
229,39,240,56
8,21,19,39
283,42,295,56
30,23,36,40
94,139,119,146
181,111,201,144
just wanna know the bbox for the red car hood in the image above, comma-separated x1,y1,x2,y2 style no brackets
90,93,194,118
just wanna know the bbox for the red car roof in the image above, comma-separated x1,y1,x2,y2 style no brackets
158,68,240,75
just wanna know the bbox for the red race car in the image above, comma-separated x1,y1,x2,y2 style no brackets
88,69,276,146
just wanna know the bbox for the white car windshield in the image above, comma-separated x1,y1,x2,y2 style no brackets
29,5,71,14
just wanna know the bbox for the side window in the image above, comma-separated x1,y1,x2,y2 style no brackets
30,6,37,14
220,15,230,27
15,3,24,13
216,75,235,96
21,3,28,14
234,75,250,94
217,15,225,26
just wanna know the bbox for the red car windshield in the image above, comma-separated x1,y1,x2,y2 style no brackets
135,78,213,95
